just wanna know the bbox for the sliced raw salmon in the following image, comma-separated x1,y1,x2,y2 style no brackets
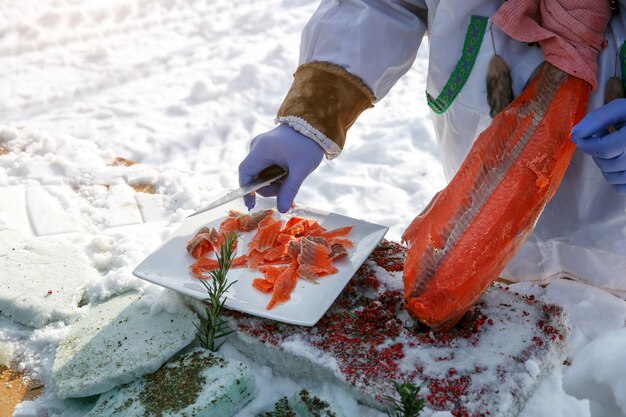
286,239,301,260
267,262,299,310
296,237,336,281
186,227,215,259
281,218,324,237
258,265,288,283
283,216,307,230
190,254,249,279
297,237,333,270
329,243,348,260
277,233,295,245
321,226,353,240
297,263,338,281
252,278,274,293
261,255,292,265
262,244,288,262
248,216,282,252
188,209,354,310
218,214,240,234
238,209,275,231
247,249,265,270
327,238,353,250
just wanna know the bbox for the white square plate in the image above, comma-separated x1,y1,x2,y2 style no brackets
132,198,388,326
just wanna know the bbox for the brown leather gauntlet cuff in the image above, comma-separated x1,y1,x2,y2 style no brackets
276,61,375,158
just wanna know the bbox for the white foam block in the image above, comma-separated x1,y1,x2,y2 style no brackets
87,347,255,417
52,293,197,399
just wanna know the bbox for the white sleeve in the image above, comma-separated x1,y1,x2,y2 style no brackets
299,0,428,102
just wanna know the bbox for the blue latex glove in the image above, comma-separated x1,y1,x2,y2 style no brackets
238,124,324,213
571,99,626,194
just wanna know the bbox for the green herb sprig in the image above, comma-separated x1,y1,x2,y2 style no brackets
195,232,238,352
384,382,425,417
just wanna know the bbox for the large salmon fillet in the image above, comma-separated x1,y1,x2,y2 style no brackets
402,63,590,331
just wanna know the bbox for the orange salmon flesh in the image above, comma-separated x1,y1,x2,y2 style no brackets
402,63,590,331
187,210,354,310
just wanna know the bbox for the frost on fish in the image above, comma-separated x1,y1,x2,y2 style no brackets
224,241,569,417
402,63,590,331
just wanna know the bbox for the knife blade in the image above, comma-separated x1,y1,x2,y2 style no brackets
187,165,287,218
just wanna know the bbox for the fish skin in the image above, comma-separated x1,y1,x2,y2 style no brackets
402,63,590,331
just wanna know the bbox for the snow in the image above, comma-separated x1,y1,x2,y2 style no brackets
564,328,626,417
525,360,541,378
0,0,625,416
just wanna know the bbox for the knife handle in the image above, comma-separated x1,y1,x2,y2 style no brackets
258,165,287,181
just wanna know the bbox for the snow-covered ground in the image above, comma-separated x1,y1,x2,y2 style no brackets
2,0,626,416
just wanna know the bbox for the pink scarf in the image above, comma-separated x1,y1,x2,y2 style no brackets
492,0,611,89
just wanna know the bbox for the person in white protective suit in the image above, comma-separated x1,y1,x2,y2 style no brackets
238,0,626,296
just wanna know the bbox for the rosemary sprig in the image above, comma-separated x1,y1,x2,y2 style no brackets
194,232,238,352
384,382,425,417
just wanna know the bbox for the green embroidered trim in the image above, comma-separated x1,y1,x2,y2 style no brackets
426,15,488,114
619,41,626,91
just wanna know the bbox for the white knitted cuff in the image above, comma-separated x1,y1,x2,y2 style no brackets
275,116,342,160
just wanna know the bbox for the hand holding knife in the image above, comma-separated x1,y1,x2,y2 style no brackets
188,165,287,218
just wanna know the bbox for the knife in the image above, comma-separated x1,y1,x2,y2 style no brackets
187,165,287,218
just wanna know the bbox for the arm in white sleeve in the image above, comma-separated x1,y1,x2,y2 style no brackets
300,0,428,101
276,0,427,158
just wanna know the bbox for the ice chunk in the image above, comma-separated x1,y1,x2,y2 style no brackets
134,192,166,223
26,185,80,236
86,348,255,417
106,183,143,228
0,186,30,235
0,342,14,366
52,292,197,398
0,228,96,327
